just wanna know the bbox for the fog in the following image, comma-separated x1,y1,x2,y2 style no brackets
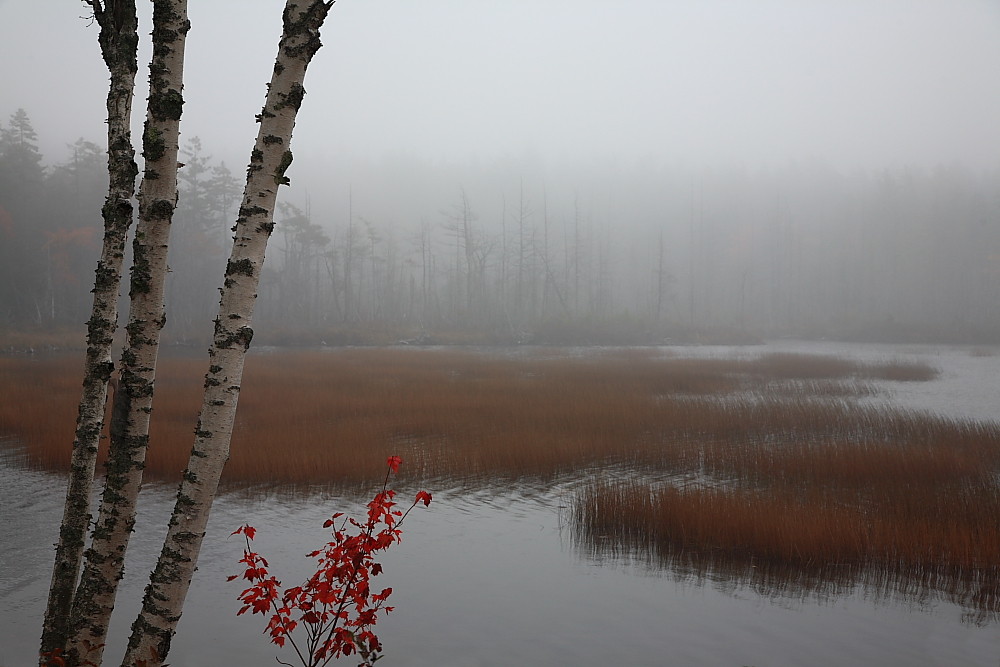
3,1,1000,169
1,1,999,343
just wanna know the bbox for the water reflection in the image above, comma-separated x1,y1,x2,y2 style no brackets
233,465,1000,630
2,460,999,667
572,514,1000,628
571,464,1000,628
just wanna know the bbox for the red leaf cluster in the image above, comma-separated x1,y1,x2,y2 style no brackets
229,456,431,667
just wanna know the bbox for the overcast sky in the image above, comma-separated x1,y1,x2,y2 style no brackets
1,0,998,172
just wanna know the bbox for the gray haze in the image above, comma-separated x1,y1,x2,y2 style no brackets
3,1,999,170
2,1,999,343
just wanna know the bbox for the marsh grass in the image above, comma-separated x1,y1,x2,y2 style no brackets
2,346,996,614
0,348,962,488
573,477,1000,620
566,352,997,618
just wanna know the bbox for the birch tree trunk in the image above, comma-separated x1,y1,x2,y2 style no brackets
41,1,139,659
123,2,332,664
67,1,189,664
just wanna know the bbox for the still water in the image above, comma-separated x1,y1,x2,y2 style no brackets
2,342,999,666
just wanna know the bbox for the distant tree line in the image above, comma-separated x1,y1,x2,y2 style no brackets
0,109,106,327
3,107,999,345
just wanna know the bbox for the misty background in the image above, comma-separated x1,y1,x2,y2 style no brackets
1,1,999,344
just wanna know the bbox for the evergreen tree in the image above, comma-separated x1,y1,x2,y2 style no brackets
41,139,107,324
0,108,45,197
166,137,239,338
0,110,47,322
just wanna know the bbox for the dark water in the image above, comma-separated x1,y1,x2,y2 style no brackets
2,342,999,666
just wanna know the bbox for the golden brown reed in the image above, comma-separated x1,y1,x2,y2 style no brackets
569,350,997,616
751,351,939,382
3,347,997,612
0,353,83,463
0,348,970,491
574,476,1000,616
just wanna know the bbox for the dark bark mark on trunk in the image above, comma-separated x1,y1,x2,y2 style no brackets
41,0,139,659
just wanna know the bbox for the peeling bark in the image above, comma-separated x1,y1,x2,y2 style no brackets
66,1,189,664
123,3,333,664
41,1,139,661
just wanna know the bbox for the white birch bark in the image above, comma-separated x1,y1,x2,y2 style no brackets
68,1,189,664
122,2,333,664
41,1,139,659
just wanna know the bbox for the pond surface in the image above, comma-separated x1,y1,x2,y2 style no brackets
2,341,999,666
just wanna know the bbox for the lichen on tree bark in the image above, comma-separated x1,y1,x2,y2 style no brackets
41,0,140,660
65,1,189,664
124,3,333,664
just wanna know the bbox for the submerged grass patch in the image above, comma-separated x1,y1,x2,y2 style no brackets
573,476,1000,620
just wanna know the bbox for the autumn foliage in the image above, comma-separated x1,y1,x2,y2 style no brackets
230,456,431,666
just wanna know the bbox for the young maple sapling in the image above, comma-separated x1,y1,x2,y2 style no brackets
230,456,432,667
